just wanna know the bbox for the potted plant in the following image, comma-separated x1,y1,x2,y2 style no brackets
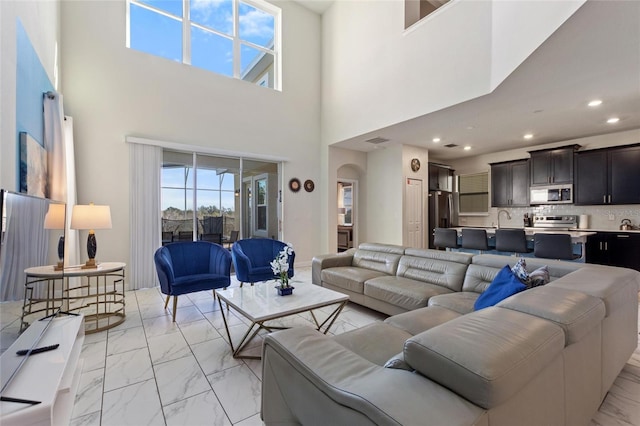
271,243,294,295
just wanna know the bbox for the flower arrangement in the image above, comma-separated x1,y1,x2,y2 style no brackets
271,243,294,289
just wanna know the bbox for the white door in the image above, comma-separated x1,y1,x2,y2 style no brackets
406,178,424,248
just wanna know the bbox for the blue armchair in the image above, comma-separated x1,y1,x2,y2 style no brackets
231,238,294,287
154,241,232,322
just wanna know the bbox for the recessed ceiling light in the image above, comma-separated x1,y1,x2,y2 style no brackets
588,100,603,107
524,133,534,140
432,138,441,143
607,117,620,124
463,146,471,151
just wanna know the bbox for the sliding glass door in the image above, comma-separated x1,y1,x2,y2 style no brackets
161,151,279,245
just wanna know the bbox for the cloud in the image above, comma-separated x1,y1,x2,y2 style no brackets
239,8,273,39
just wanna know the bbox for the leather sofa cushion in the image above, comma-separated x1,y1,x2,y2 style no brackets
396,250,470,292
352,247,403,275
321,267,387,294
384,305,461,335
364,276,453,311
546,265,640,317
498,286,605,345
404,307,565,409
332,322,412,366
428,291,479,314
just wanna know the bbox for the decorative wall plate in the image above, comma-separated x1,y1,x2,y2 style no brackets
304,179,315,192
411,158,421,172
289,178,301,192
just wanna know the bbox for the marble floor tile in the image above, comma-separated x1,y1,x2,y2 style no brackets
208,364,262,424
103,347,154,392
106,325,147,356
234,413,265,426
69,410,101,426
191,337,242,375
204,309,246,330
191,297,221,314
590,410,635,426
599,391,640,425
142,314,180,338
327,319,359,335
173,305,206,324
102,378,164,426
138,301,172,320
243,358,263,381
163,390,231,426
609,375,640,403
107,311,143,332
338,308,385,328
179,319,223,346
81,339,107,372
71,368,104,420
154,354,211,406
147,330,191,364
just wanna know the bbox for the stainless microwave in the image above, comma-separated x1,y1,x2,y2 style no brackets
530,184,573,205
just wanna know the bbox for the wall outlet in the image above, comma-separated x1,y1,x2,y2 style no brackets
608,214,615,221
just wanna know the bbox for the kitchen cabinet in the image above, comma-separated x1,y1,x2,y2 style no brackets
586,232,640,271
428,163,454,191
575,144,640,205
490,159,529,207
529,145,579,186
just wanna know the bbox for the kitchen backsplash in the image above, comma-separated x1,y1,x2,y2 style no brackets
458,204,640,230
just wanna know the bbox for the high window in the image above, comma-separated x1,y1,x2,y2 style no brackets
127,0,281,90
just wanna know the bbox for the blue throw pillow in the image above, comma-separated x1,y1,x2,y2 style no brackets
474,265,527,310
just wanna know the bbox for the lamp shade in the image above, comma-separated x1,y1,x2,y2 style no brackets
71,204,112,230
44,203,66,230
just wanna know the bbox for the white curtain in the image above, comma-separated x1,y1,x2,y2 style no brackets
129,143,162,289
43,93,79,268
0,194,49,301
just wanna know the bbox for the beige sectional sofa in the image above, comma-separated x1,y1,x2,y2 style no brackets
262,243,640,426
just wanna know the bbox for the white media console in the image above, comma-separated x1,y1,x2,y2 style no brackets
0,315,84,426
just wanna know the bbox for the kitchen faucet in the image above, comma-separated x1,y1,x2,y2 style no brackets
497,209,511,229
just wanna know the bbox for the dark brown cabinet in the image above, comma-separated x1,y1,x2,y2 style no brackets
529,145,578,186
586,232,640,271
428,163,453,192
575,144,640,205
491,159,529,207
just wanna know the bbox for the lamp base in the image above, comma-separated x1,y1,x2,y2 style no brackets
81,258,98,269
53,261,64,271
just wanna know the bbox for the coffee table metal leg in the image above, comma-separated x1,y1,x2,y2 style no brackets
310,301,347,334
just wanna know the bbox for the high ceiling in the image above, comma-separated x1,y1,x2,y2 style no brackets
314,1,640,160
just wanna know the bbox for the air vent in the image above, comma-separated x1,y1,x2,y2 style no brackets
365,137,390,145
444,143,458,148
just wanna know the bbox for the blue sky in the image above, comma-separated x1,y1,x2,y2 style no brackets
162,167,235,212
130,0,275,77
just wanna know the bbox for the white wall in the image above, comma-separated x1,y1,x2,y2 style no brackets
320,0,583,147
0,0,60,190
59,0,322,269
365,145,404,245
448,129,640,230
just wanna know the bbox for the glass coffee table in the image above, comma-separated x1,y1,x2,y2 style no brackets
215,281,349,359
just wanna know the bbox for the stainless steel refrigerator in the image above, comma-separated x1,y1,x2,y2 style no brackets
428,190,455,249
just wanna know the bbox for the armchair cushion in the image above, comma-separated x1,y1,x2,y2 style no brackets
232,238,294,284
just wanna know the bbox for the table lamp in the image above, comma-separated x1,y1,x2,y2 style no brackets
44,203,66,271
71,203,112,269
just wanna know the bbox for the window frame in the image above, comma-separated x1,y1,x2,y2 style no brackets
126,0,282,90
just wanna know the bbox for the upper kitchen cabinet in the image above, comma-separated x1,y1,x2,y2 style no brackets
529,145,580,186
491,159,529,207
428,163,454,192
575,144,640,205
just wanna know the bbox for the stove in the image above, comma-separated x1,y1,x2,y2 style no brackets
532,214,578,229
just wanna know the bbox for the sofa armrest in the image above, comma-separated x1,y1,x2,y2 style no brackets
262,328,485,426
311,251,355,285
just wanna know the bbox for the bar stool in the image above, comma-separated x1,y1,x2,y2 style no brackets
434,228,459,250
461,228,489,253
534,234,580,260
495,229,530,256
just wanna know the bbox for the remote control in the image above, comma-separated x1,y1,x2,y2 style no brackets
16,343,60,356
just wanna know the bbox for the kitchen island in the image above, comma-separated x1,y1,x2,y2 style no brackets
449,227,596,260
